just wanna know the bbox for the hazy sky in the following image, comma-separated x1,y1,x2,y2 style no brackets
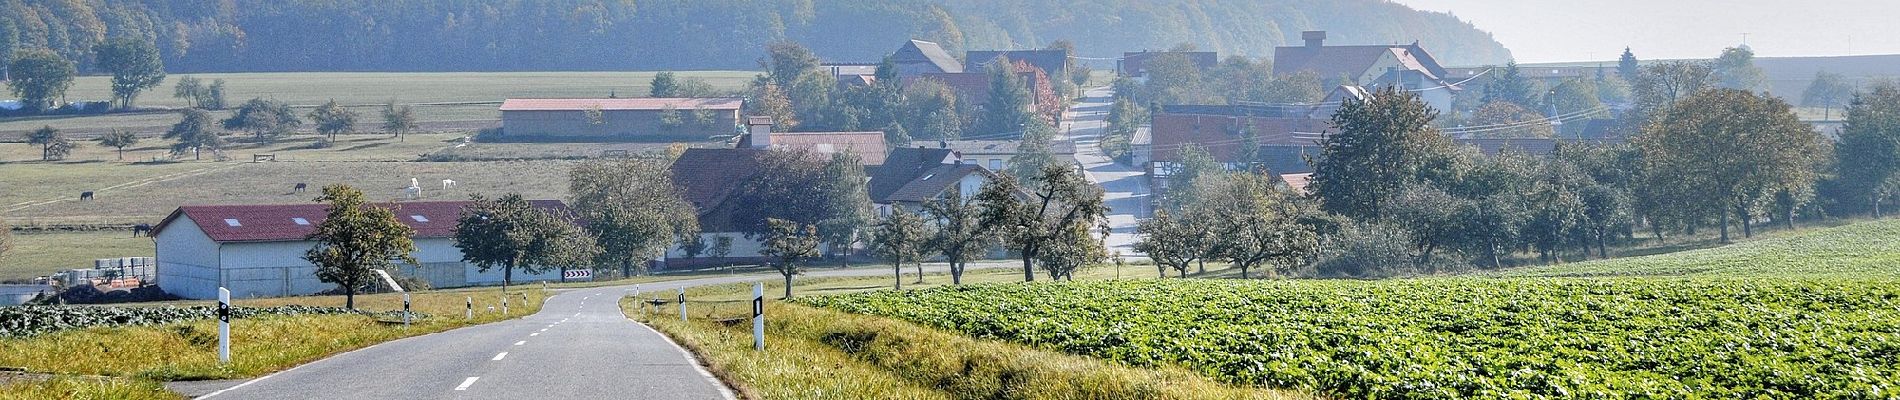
1392,0,1900,64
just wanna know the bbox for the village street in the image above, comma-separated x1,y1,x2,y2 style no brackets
1063,86,1151,257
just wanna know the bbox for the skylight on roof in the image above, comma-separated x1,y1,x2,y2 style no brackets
921,174,936,181
292,218,310,226
224,219,242,227
410,215,430,223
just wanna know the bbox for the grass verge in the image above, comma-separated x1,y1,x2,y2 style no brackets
0,376,180,400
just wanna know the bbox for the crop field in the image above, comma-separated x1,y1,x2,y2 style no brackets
1490,218,1900,279
801,278,1900,399
0,71,756,137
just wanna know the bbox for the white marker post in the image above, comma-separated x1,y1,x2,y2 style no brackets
752,282,764,351
677,287,687,322
402,293,412,326
502,295,510,315
217,287,231,364
466,296,473,320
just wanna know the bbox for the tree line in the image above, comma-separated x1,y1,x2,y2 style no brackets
0,0,1507,75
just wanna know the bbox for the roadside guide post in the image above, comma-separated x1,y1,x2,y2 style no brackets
402,293,412,326
466,296,473,320
217,287,231,364
502,295,509,315
678,287,687,322
753,282,765,351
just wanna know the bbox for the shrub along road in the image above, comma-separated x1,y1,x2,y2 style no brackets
187,261,1015,399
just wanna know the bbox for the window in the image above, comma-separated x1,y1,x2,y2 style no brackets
920,173,936,181
410,215,430,223
291,218,310,226
223,219,242,227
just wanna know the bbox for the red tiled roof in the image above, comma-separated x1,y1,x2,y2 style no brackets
152,200,569,243
767,132,888,165
668,148,769,211
499,98,743,111
1148,112,1330,163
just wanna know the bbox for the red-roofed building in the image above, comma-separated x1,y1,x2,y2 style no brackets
498,97,743,140
1272,31,1462,111
151,200,571,299
907,60,1064,126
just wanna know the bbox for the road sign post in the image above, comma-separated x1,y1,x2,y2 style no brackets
752,282,764,351
677,288,687,322
217,287,231,364
402,293,412,326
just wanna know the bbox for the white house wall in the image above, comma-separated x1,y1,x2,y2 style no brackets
155,215,222,300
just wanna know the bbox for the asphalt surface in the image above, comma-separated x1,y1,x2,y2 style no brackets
191,262,1014,399
1064,87,1151,257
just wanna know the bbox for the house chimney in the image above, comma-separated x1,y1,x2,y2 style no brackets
1303,31,1327,49
746,116,774,149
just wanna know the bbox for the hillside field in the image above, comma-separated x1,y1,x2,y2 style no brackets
797,218,1900,399
0,71,756,138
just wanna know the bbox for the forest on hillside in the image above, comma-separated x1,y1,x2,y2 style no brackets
0,0,1511,73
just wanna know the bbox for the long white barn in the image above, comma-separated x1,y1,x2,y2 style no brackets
151,200,568,300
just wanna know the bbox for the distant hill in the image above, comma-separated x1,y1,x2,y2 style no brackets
0,0,1510,73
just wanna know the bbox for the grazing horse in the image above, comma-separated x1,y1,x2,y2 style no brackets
294,183,308,193
441,179,457,190
79,191,94,201
132,224,153,237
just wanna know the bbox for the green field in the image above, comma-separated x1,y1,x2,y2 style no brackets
795,219,1900,399
0,231,153,282
0,71,756,137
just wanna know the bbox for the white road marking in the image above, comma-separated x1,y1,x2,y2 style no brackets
514,341,525,346
455,377,479,391
492,352,508,361
530,332,539,336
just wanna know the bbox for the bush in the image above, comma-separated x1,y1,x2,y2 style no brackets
1310,221,1420,278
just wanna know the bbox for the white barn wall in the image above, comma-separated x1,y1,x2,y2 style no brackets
155,215,222,300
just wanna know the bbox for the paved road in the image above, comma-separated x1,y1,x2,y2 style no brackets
193,262,1014,399
1063,87,1151,257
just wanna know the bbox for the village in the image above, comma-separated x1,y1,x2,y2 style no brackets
2,2,1899,397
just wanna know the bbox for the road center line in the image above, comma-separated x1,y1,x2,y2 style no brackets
530,332,539,336
492,352,507,361
514,341,525,346
454,377,479,391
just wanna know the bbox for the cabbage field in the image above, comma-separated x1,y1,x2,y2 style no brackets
799,279,1900,399
0,305,407,338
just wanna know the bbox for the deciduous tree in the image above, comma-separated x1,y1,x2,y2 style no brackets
304,184,419,309
308,100,358,141
1466,101,1554,139
6,50,76,112
1205,173,1320,279
454,194,597,292
97,130,139,160
870,206,929,289
1134,210,1197,278
1802,71,1855,120
760,218,822,299
92,38,166,109
977,165,1108,282
26,126,71,161
1309,88,1457,221
382,102,418,141
1636,89,1827,242
165,109,222,160
923,187,992,284
569,157,699,277
224,98,301,140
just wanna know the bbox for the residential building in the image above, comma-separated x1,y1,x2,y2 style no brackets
1271,31,1462,111
1118,50,1219,78
940,139,1077,172
909,59,1065,125
867,147,994,214
891,39,963,78
736,117,888,166
151,201,570,300
497,97,742,140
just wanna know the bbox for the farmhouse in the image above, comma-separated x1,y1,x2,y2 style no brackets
868,147,994,214
891,39,964,78
1272,31,1462,111
498,97,743,140
151,201,568,300
736,117,889,166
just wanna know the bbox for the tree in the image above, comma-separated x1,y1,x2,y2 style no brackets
1546,78,1604,137
0,19,14,81
454,194,597,292
165,109,223,160
1617,48,1640,81
1206,173,1320,278
1833,81,1900,216
1636,89,1828,242
1164,143,1221,210
759,218,822,299
1626,61,1714,129
1466,101,1554,138
709,235,734,265
747,82,798,131
382,102,418,141
1004,120,1060,185
26,126,72,161
976,58,1038,137
1140,53,1212,105
870,206,930,289
1134,210,1198,278
569,157,699,277
173,76,204,108
977,165,1109,282
1802,71,1855,120
308,100,358,141
93,38,166,109
203,79,229,109
923,187,993,285
650,71,680,97
816,152,874,265
97,130,140,160
1481,62,1539,108
1036,219,1106,281
1712,46,1765,91
303,184,419,309
6,50,76,112
224,98,302,140
1309,88,1457,221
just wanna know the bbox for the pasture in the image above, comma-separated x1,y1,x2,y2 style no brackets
0,71,756,137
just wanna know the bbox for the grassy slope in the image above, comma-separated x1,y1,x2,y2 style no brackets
1491,218,1900,279
0,71,756,136
0,230,152,281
